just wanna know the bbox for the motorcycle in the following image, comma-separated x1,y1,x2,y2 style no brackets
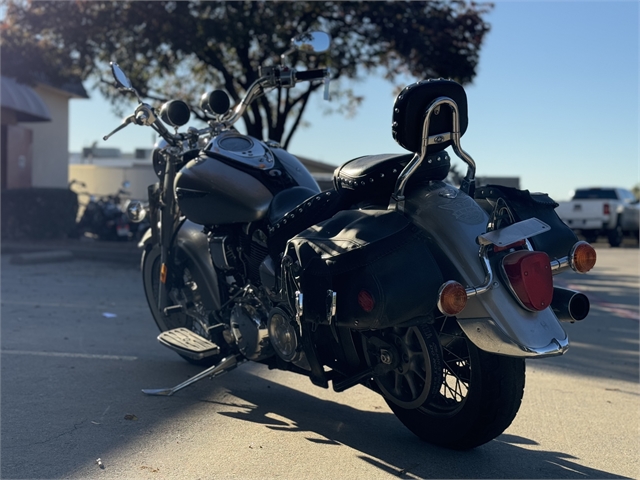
104,31,597,450
70,179,144,241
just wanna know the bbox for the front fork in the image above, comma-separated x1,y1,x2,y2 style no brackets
157,158,180,313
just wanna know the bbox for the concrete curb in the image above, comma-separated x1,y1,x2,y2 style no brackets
2,240,141,266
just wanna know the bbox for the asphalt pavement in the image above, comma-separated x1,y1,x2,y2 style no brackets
1,239,638,479
1,237,142,265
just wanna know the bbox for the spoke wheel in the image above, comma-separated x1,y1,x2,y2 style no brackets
142,246,223,366
384,315,526,450
364,324,443,409
422,316,472,415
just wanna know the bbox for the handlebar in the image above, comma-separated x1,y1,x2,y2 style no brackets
295,68,328,82
104,65,329,145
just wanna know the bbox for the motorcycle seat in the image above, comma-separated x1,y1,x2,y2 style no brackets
267,188,349,257
267,186,318,225
333,151,450,205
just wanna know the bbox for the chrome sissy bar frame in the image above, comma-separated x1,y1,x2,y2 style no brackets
389,96,477,212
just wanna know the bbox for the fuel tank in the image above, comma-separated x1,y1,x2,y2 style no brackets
174,132,320,226
404,181,568,358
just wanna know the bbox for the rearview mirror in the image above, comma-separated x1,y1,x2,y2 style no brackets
291,31,331,54
110,62,133,90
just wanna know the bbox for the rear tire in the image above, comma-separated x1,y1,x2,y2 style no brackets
142,245,224,367
608,223,623,247
385,316,525,450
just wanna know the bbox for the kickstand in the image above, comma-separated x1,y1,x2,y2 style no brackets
142,355,243,396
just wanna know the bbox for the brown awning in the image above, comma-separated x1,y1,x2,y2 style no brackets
1,76,51,122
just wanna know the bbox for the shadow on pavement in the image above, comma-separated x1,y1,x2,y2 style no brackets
208,370,630,479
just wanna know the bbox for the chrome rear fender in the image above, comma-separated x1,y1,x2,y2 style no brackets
404,182,568,358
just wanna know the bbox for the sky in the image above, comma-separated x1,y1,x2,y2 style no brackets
68,1,639,202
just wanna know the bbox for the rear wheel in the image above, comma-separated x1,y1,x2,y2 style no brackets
607,223,623,247
142,246,224,366
381,316,525,450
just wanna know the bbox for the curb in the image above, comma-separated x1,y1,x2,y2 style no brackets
2,240,141,266
10,250,75,265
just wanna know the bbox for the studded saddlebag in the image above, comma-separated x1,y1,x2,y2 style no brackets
474,184,578,261
284,209,443,330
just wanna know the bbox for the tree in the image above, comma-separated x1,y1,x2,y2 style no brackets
1,1,492,148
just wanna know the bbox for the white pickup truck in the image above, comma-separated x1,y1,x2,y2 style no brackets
556,187,639,247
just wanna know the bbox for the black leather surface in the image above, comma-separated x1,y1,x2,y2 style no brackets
392,79,468,154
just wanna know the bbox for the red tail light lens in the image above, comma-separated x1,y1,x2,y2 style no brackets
357,290,375,312
603,203,610,215
502,251,553,311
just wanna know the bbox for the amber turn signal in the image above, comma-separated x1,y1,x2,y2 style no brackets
437,281,468,316
570,241,597,273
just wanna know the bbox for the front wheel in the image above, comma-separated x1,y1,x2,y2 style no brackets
142,245,225,367
383,316,525,450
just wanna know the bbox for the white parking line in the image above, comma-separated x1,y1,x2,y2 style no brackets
1,350,138,361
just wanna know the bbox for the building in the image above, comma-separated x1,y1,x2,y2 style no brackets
68,149,339,201
1,75,88,190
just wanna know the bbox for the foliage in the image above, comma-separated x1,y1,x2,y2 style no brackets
1,1,492,147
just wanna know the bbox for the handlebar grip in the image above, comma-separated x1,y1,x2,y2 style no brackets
295,69,327,82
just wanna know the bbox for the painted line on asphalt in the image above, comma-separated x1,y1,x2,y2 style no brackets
1,350,138,361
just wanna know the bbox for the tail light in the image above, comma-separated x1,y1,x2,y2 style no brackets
502,251,553,312
570,241,597,273
437,281,468,316
603,203,610,215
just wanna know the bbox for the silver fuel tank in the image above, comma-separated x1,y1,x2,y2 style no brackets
174,132,320,226
404,181,568,358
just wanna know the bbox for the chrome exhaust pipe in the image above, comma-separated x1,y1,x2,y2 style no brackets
552,287,590,322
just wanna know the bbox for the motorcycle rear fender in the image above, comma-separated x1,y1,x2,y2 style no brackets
404,181,568,358
140,219,221,311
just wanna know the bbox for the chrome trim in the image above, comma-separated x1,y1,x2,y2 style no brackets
457,316,569,358
437,281,467,315
568,241,594,274
327,290,337,323
205,131,275,170
391,96,478,212
465,245,494,297
478,218,550,247
552,287,590,322
295,291,304,321
550,255,570,273
521,336,569,357
550,241,594,274
142,355,244,396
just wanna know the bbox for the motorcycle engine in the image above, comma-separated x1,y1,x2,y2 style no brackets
229,304,272,361
267,306,310,370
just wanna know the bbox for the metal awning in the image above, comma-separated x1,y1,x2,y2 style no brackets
1,76,52,122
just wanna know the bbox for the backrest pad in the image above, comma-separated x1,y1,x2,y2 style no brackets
392,79,468,154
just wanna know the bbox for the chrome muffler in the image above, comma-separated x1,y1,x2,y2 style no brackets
552,287,590,322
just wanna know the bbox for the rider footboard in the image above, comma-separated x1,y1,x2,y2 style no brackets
474,185,578,260
284,209,443,330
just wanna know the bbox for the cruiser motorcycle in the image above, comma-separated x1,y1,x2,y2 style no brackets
104,31,597,450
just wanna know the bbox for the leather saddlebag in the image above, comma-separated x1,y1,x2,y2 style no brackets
284,209,443,330
474,184,578,260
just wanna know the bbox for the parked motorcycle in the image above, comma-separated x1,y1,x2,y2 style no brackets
69,180,148,241
105,31,597,450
